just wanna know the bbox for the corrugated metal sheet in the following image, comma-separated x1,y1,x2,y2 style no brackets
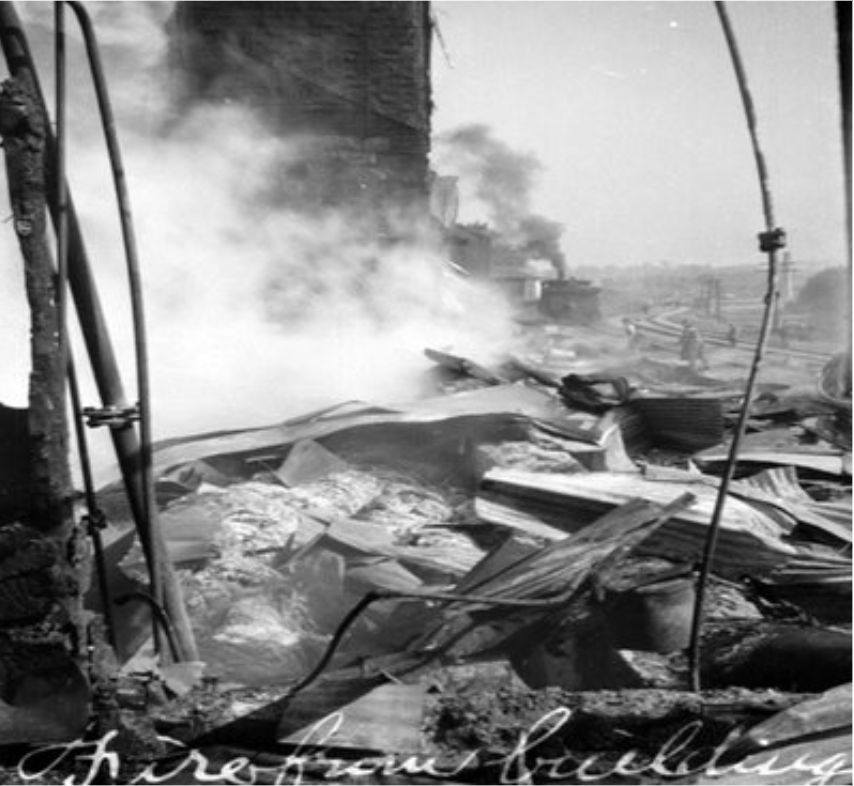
413,494,695,661
737,467,851,545
740,466,813,501
477,469,799,578
132,385,606,485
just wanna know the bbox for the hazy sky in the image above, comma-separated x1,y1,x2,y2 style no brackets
0,1,847,420
431,1,847,269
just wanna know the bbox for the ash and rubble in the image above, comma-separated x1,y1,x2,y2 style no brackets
74,318,852,784
0,4,848,783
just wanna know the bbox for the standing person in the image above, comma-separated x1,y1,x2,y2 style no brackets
680,320,697,366
679,320,708,371
727,323,738,346
623,318,639,350
695,326,709,370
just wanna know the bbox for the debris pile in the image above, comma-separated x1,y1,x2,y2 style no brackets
43,326,854,780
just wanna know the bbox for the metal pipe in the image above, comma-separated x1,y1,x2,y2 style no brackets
0,1,196,660
56,3,111,652
688,0,782,691
66,1,152,527
66,0,196,662
64,0,161,635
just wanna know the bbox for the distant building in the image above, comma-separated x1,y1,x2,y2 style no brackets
540,279,602,323
445,223,493,278
168,2,432,223
493,272,545,304
428,174,460,228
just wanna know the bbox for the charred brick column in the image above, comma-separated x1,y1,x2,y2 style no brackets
168,1,432,225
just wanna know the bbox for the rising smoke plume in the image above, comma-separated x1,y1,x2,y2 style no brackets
434,123,567,277
0,5,515,477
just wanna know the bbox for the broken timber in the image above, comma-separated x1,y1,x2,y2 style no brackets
0,73,88,743
0,76,72,532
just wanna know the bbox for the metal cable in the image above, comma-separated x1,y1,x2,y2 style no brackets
688,0,783,691
66,0,198,662
64,0,160,612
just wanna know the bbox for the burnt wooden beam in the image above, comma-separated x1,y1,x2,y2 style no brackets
0,73,90,742
0,75,72,533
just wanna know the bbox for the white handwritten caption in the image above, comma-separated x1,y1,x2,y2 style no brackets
16,708,853,786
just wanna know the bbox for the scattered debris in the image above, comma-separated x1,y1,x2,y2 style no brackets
6,319,851,783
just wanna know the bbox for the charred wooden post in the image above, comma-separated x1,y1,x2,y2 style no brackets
0,74,89,741
0,78,72,532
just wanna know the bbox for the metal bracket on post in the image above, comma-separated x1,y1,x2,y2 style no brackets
83,404,140,429
758,227,786,253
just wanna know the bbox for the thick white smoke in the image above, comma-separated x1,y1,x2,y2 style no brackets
0,3,516,475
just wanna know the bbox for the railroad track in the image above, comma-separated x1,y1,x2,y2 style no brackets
633,313,834,365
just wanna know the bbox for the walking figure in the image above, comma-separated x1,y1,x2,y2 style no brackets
680,320,708,371
623,318,639,351
727,323,738,347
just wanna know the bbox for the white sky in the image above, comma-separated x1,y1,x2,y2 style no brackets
431,1,847,269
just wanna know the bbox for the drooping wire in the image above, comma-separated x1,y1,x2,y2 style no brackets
687,0,784,691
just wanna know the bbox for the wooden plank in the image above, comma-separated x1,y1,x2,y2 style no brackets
473,498,571,541
695,448,847,477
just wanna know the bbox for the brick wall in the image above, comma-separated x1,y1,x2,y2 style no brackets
169,1,432,223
